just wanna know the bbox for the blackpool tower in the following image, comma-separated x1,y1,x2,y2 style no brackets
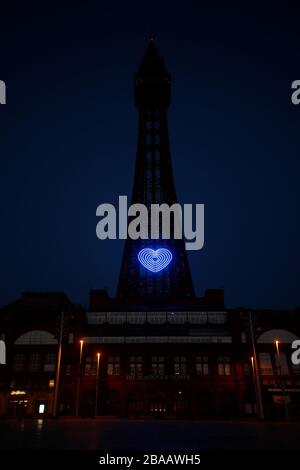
117,39,195,301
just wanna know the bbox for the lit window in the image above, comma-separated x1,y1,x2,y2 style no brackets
84,356,97,376
38,404,45,414
217,356,231,376
129,356,143,378
151,356,165,377
173,356,187,376
107,356,120,375
196,356,209,375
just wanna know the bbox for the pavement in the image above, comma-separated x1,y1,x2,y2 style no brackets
0,418,300,450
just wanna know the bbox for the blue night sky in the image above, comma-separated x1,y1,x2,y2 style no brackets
0,2,300,309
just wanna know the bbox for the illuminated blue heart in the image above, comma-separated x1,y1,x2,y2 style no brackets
138,248,173,273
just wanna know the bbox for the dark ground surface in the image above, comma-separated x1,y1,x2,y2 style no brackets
0,418,300,450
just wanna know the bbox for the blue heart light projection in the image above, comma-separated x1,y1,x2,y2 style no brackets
138,248,173,273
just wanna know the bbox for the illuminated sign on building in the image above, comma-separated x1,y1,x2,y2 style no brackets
49,379,55,388
138,248,172,273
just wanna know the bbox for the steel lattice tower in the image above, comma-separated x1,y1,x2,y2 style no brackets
117,39,195,301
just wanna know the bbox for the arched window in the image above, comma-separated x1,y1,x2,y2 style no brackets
15,330,57,345
257,329,299,344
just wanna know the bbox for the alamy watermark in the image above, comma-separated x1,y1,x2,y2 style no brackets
0,340,5,365
96,196,204,251
0,80,6,104
291,80,300,105
291,339,300,365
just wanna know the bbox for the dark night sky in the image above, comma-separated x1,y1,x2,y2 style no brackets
0,2,299,309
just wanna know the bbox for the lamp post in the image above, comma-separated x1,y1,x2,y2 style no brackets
95,352,101,418
248,312,264,420
274,339,289,421
53,311,64,418
75,339,84,416
275,339,280,357
275,339,282,379
251,356,259,416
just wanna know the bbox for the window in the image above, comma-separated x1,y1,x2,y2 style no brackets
259,352,273,375
65,364,72,376
129,356,142,378
188,312,208,324
84,356,97,376
196,356,209,375
151,356,165,377
43,354,56,372
87,312,106,324
244,361,251,376
108,313,126,324
147,312,166,324
208,312,227,324
107,356,120,375
39,404,45,414
217,356,231,376
127,313,146,324
168,313,186,324
28,353,42,373
35,400,48,415
275,352,289,375
245,402,256,415
15,330,57,345
174,356,187,376
13,353,25,372
68,333,74,344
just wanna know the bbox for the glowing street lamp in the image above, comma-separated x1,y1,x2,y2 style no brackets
75,339,84,417
275,339,281,376
80,339,84,362
95,352,101,417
